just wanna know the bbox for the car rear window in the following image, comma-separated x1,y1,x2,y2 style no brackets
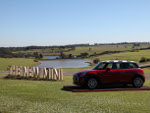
119,63,139,69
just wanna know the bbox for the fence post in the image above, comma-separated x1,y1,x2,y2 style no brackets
46,68,49,80
43,68,48,79
60,69,63,81
23,66,28,77
27,67,30,77
9,65,13,75
48,68,51,80
20,66,23,76
51,68,54,80
39,68,42,79
15,66,18,75
18,66,21,76
29,67,33,77
53,69,58,80
36,67,39,79
33,67,36,78
12,65,15,75
36,67,41,79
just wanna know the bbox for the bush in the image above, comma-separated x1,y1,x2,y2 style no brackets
78,52,89,58
68,54,73,59
139,57,150,63
139,57,146,63
93,58,100,64
34,59,38,62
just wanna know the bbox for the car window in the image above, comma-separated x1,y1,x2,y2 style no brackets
112,63,119,69
93,62,139,70
106,63,113,69
96,63,113,70
97,63,119,70
119,63,129,69
129,63,139,68
97,63,107,70
119,63,139,69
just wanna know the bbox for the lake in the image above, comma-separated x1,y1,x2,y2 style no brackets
43,55,77,59
35,59,92,68
43,56,60,59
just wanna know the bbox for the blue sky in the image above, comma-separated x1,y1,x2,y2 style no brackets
0,0,150,47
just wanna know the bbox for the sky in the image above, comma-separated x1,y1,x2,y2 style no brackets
0,0,150,47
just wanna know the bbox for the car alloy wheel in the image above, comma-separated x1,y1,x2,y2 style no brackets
133,77,143,88
87,78,98,89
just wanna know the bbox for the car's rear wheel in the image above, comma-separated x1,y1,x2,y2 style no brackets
132,77,144,88
87,78,99,89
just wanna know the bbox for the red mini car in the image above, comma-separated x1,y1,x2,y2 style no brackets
73,60,145,89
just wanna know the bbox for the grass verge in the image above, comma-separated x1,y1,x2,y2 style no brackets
90,49,150,63
0,74,150,113
0,58,40,71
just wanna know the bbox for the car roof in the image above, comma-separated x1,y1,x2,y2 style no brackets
101,60,136,63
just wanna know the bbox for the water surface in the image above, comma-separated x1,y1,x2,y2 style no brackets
35,60,92,68
43,56,60,59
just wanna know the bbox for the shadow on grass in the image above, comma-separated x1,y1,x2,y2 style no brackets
62,85,150,92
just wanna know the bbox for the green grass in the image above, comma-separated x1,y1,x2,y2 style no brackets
1,49,150,74
143,68,150,74
91,49,150,63
63,44,150,56
0,75,150,113
65,44,134,55
62,49,150,74
15,44,150,56
0,58,40,71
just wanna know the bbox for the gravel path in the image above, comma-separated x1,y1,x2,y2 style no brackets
0,71,9,74
145,74,150,79
139,62,150,67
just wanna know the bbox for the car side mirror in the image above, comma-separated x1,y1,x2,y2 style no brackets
106,67,111,72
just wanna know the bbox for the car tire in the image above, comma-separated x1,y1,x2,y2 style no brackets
86,77,100,89
132,77,144,88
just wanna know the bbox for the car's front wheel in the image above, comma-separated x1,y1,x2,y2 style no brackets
132,77,144,88
86,78,99,89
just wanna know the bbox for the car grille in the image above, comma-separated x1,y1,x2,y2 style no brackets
73,74,79,84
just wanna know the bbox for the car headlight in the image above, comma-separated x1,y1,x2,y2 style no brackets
80,72,87,77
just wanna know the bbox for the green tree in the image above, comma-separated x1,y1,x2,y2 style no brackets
68,54,73,59
80,52,89,58
60,51,67,59
93,58,100,64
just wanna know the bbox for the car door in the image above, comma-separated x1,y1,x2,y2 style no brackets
119,63,133,83
100,63,121,84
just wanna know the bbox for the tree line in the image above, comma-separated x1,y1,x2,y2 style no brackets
0,48,43,59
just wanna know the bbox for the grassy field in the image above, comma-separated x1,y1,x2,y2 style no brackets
0,74,150,113
63,49,150,74
91,49,150,63
15,44,150,56
1,49,150,74
143,68,150,75
64,44,150,56
0,58,40,71
1,44,150,113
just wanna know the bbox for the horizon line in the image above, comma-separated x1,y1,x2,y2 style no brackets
0,41,150,48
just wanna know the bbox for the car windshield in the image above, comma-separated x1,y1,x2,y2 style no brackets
93,62,108,70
